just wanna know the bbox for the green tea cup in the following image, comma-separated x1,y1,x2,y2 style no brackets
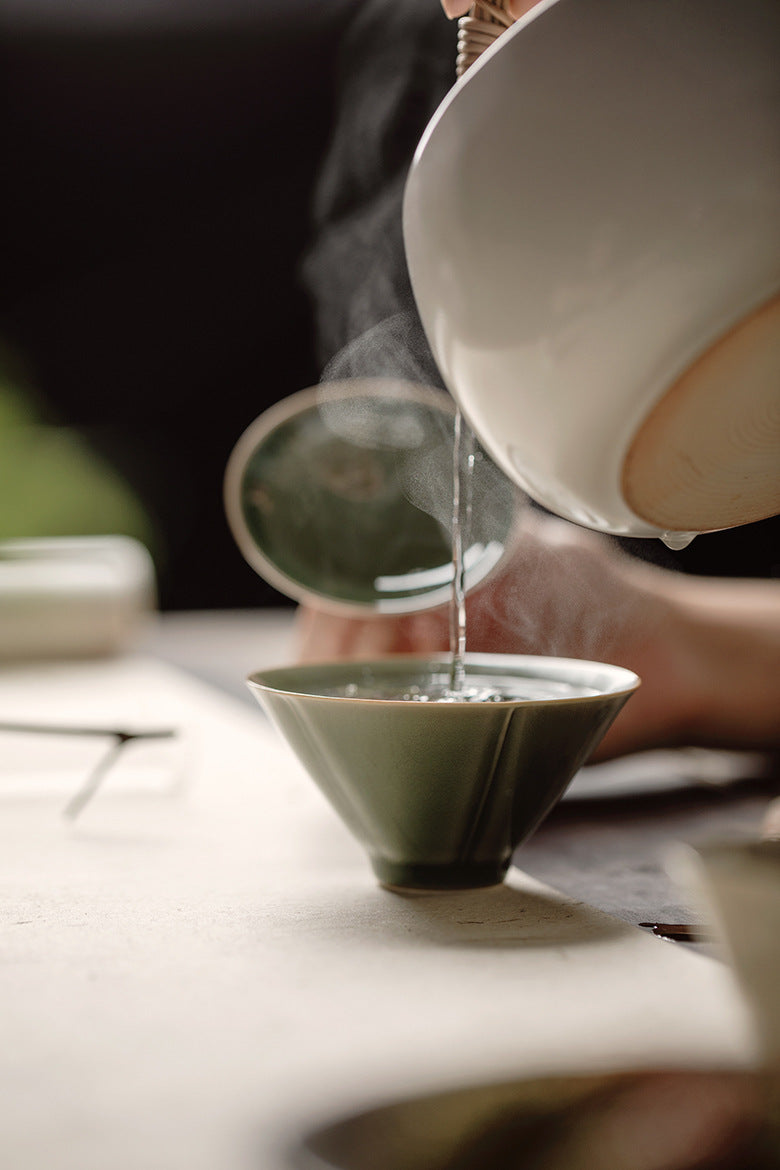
247,653,638,890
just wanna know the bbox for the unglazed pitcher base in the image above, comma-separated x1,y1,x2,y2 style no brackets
622,294,780,533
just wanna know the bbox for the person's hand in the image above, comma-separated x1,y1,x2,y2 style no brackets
296,511,780,763
297,513,683,760
440,1,541,20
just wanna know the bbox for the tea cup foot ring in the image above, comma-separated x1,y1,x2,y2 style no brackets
372,857,509,892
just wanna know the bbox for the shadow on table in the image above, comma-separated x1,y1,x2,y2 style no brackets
291,1067,774,1170
282,880,624,950
554,770,779,823
387,881,625,949
516,761,779,934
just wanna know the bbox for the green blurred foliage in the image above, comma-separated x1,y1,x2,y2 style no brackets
0,346,158,554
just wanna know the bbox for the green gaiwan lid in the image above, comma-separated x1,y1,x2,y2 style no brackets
224,379,519,614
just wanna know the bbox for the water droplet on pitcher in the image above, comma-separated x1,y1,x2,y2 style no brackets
660,531,697,551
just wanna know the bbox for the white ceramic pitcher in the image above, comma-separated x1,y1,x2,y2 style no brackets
404,0,780,542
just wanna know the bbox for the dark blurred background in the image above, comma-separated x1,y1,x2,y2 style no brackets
0,0,359,609
1,0,776,610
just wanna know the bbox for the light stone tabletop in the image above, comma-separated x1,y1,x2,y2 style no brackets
0,614,770,1170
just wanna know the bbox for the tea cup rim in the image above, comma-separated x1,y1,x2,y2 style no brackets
247,652,640,706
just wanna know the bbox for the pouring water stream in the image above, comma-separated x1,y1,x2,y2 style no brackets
448,408,474,694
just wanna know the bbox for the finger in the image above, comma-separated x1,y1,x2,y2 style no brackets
440,1,472,18
442,1,542,20
295,606,362,663
761,797,780,840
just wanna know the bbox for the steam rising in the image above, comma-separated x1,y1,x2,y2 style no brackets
321,311,444,394
464,516,651,666
315,370,433,451
302,0,456,378
300,0,649,664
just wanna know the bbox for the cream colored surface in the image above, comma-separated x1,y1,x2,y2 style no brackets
0,537,156,661
0,655,757,1170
